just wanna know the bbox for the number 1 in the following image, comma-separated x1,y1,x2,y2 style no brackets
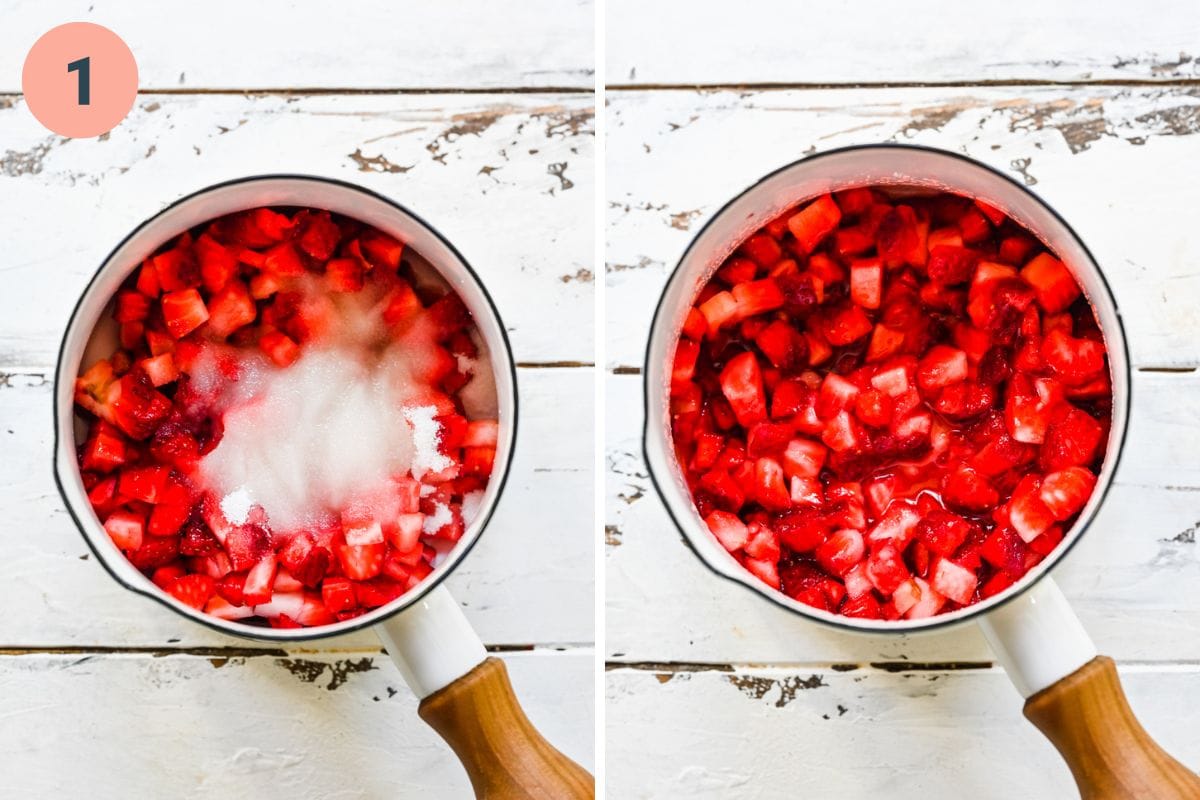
67,56,91,105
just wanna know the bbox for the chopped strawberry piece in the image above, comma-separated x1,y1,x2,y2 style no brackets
1041,328,1105,386
161,289,209,339
167,574,215,610
787,194,842,254
104,510,145,551
337,543,385,581
360,230,404,270
876,206,928,268
849,258,883,310
296,210,342,260
930,558,978,605
1040,405,1103,471
823,304,873,346
927,245,978,286
1039,466,1097,520
941,466,999,512
259,330,300,367
326,257,366,293
206,280,257,338
815,528,865,576
1022,253,1081,313
867,544,911,595
706,510,748,552
917,346,968,393
195,234,239,293
719,352,767,428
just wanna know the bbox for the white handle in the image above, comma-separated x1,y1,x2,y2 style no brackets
977,577,1097,698
375,584,487,699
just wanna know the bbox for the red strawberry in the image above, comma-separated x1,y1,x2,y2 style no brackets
129,536,180,571
941,466,999,512
787,194,842,253
195,233,239,293
297,210,342,260
916,508,973,556
849,258,883,310
337,543,385,581
1039,466,1097,520
719,352,767,428
167,574,215,610
1021,253,1081,313
866,544,910,595
326,257,366,293
1040,406,1103,471
259,330,301,367
1041,329,1105,386
927,245,978,286
360,230,404,270
206,280,257,338
823,304,873,346
917,345,968,393
161,289,209,339
815,528,865,576
930,558,977,605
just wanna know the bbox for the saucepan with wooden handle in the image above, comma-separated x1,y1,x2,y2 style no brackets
54,175,593,799
643,145,1199,798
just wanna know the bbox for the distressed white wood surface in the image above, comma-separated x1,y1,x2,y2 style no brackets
0,0,594,90
0,92,594,368
606,86,1200,370
0,650,594,799
606,665,1200,798
607,0,1200,85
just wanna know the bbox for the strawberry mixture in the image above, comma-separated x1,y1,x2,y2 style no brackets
671,187,1111,621
74,207,499,628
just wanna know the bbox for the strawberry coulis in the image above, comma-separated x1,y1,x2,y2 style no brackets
670,186,1111,621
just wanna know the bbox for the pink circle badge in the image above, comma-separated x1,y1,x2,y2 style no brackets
22,22,138,138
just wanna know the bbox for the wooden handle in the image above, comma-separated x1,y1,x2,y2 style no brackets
1024,656,1200,799
418,657,594,799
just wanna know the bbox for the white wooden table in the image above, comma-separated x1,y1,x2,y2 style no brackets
605,2,1200,797
0,3,595,796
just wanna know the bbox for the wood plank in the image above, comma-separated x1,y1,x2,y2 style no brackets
606,86,1200,369
605,664,1200,798
1,368,593,648
0,92,594,368
0,0,594,90
607,0,1200,85
606,369,1200,663
0,649,593,797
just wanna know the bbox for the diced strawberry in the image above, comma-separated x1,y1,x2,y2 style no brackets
259,330,300,367
743,557,781,590
706,510,748,552
867,544,911,595
822,410,865,453
1022,253,1081,313
337,543,385,580
719,352,767,428
239,555,278,606
263,242,305,277
927,245,978,286
850,258,883,310
815,528,865,576
1040,405,1103,471
152,245,200,293
205,280,256,338
166,574,215,610
698,290,740,334
867,503,920,549
106,372,172,440
930,558,977,605
915,508,973,557
326,257,366,293
717,257,757,286
941,466,999,512
148,478,193,537
360,229,404,270
980,527,1029,575
823,304,873,346
753,457,791,510
917,346,968,393
787,194,842,253
958,207,991,244
865,324,905,363
295,210,342,260
1039,466,1097,520
136,259,160,297
740,233,783,267
161,289,209,339
899,576,946,619
876,206,928,268
138,353,179,387
320,577,358,613
129,536,180,571
355,578,407,609
81,421,128,472
1041,328,1105,386
104,510,145,551
114,290,151,323
195,233,239,293
118,465,171,503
